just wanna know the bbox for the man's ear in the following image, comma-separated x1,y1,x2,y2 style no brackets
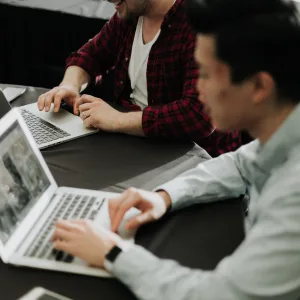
251,72,275,105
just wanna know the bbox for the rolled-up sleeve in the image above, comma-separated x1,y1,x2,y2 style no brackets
66,13,120,77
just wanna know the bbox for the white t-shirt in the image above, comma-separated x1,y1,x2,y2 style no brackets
128,17,161,109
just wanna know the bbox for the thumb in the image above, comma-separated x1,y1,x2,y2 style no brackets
73,96,82,115
125,211,154,230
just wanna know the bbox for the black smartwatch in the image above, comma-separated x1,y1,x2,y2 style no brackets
104,245,123,271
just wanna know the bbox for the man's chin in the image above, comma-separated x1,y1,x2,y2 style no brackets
117,8,132,21
214,121,237,132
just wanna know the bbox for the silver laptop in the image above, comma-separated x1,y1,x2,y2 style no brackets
0,89,98,149
0,109,136,277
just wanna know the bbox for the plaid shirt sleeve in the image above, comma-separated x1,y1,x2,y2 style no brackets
65,14,120,77
142,34,215,140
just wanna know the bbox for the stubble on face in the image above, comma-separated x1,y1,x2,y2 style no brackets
119,0,150,20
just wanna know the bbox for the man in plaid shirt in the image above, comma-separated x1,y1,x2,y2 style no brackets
37,0,241,157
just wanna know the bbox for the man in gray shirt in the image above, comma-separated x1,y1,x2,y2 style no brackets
52,0,300,299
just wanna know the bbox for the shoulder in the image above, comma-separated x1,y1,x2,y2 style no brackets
263,147,300,203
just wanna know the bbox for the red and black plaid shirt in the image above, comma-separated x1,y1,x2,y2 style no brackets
66,0,241,157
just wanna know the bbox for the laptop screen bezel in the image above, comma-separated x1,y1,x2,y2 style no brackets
0,109,58,261
0,89,12,119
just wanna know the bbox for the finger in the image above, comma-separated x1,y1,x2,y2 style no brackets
53,91,65,112
52,228,72,242
125,211,153,230
37,94,46,111
53,240,71,253
44,91,56,112
74,97,85,116
78,103,93,113
79,109,92,121
112,190,140,232
55,220,84,233
108,189,132,223
108,196,126,227
37,87,59,111
83,116,94,128
55,220,74,230
80,94,99,103
69,219,91,227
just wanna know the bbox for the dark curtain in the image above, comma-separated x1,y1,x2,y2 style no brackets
0,3,106,88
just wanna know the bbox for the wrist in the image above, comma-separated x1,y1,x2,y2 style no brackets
114,112,127,133
104,239,132,272
157,191,172,211
113,111,144,136
105,238,117,255
59,82,81,93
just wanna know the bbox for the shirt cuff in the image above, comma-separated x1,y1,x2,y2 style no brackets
154,179,190,211
104,240,133,272
110,245,161,281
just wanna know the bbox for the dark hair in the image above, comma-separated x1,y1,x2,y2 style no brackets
187,0,300,103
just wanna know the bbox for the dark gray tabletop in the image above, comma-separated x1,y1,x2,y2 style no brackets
0,84,244,300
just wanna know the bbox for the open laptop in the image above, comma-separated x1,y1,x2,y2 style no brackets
0,109,136,277
0,89,98,149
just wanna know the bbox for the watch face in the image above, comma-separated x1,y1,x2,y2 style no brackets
106,245,122,262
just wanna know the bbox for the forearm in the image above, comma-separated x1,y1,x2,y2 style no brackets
60,66,91,92
111,246,243,300
155,142,258,210
112,189,300,300
117,111,145,137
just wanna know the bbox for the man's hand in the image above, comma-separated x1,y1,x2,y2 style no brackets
109,188,172,233
77,94,123,132
52,219,122,268
37,85,80,114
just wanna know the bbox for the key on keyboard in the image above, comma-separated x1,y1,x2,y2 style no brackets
24,193,104,262
20,109,71,145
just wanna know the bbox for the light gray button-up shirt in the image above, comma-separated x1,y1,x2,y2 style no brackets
110,104,300,300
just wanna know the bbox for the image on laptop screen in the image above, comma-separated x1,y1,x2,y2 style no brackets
0,121,50,245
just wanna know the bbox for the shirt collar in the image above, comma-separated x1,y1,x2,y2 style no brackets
255,103,300,174
128,0,182,29
161,0,183,29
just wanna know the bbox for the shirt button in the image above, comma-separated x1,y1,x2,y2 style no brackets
125,57,129,61
168,24,171,28
120,81,124,85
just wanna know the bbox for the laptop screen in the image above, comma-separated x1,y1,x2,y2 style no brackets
0,121,50,245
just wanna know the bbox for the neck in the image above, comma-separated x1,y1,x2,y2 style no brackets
249,104,297,144
144,0,174,21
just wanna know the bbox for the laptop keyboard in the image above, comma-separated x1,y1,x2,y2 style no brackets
24,193,105,263
20,109,71,145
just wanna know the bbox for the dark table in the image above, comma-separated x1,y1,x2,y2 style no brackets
0,85,245,300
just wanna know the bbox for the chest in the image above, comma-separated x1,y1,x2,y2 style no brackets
244,167,276,232
142,20,162,44
113,22,186,103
